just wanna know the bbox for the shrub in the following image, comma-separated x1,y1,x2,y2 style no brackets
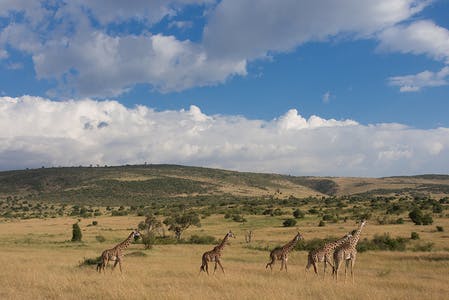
421,214,433,225
92,220,98,226
357,233,407,252
395,218,404,224
436,226,444,232
188,234,217,244
231,214,247,223
318,220,325,227
78,256,100,267
95,235,106,243
412,242,434,252
409,208,423,225
283,218,297,227
410,232,420,240
71,222,82,242
293,209,305,219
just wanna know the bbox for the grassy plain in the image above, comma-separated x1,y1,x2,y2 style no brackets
1,215,449,299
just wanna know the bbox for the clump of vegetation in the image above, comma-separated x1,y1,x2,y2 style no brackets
411,232,420,240
78,256,100,267
436,226,444,232
357,233,408,252
231,214,247,223
283,218,297,227
138,214,163,249
95,235,106,243
318,220,325,227
293,209,304,219
188,234,217,244
409,208,433,225
92,220,98,226
71,222,82,242
163,212,201,240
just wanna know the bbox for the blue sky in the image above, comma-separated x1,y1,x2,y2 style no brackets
0,0,449,176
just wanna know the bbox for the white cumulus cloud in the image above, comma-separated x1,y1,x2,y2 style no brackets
0,0,434,97
388,66,449,92
1,96,448,177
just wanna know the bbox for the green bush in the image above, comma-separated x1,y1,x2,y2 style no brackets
78,256,100,267
231,214,247,223
436,226,444,232
92,220,98,226
95,235,106,243
283,218,297,227
410,232,420,240
71,222,82,242
357,233,408,252
318,220,325,227
188,234,217,244
293,209,304,219
421,214,433,225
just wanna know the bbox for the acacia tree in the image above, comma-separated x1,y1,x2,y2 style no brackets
163,212,201,240
138,214,163,249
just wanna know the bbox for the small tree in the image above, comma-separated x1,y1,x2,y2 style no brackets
409,208,423,225
138,214,163,249
71,222,82,242
163,212,201,240
283,218,297,227
293,209,305,219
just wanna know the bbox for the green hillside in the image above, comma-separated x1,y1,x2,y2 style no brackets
1,164,449,207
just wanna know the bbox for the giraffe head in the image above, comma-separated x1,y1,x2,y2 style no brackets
132,229,141,240
294,231,303,241
227,230,236,239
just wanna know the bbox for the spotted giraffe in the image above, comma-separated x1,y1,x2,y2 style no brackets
333,220,367,282
97,229,140,273
200,230,235,275
266,232,303,272
305,232,352,278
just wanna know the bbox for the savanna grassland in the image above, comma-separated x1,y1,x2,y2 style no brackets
1,165,449,299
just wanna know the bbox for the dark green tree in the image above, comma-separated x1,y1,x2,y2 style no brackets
163,212,201,240
409,208,423,225
138,214,163,249
71,222,82,242
293,209,305,219
283,218,297,227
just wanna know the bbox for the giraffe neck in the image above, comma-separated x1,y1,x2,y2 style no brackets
115,232,135,251
328,235,352,250
215,233,230,252
350,223,365,247
282,235,299,253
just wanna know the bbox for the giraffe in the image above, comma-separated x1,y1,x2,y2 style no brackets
305,232,352,278
266,232,303,272
245,230,254,243
199,230,235,275
333,220,367,282
97,229,140,273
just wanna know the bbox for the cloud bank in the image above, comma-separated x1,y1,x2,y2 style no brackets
1,96,448,177
1,0,447,96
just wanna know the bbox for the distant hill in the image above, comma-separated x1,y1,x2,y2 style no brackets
0,164,448,205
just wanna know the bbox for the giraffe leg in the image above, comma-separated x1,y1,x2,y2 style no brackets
323,260,327,279
284,259,288,273
334,259,341,282
344,259,349,283
213,261,218,274
351,256,356,284
205,262,209,275
310,261,317,275
280,259,284,271
217,260,225,274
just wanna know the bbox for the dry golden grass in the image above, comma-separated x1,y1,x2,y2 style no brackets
1,216,449,299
